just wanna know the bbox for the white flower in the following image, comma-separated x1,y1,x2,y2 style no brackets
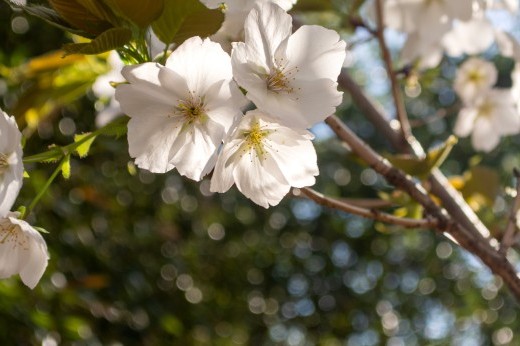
441,17,495,57
453,57,497,103
231,2,346,129
0,212,49,289
115,36,246,180
202,0,298,51
0,109,23,218
454,89,520,152
210,110,319,208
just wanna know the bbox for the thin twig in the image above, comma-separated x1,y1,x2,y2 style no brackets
299,187,437,229
374,0,413,145
501,168,520,254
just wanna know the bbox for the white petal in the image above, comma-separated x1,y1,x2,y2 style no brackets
127,115,182,173
454,107,477,138
244,2,292,70
0,110,23,217
165,36,235,95
443,18,495,57
472,116,500,152
285,25,346,81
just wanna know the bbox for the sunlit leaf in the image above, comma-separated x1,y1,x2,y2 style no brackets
63,27,132,56
385,136,457,179
152,0,224,45
61,156,71,179
74,133,96,158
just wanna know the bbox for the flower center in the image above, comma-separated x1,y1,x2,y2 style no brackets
467,70,485,84
477,101,494,118
266,59,299,94
173,94,207,126
242,121,271,159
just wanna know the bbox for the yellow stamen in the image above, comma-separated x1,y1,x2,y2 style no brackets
172,94,208,127
0,153,9,173
241,121,270,160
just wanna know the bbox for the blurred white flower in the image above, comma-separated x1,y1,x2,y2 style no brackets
0,109,23,218
453,57,497,103
92,51,125,127
0,212,49,289
210,111,318,208
231,2,345,129
115,36,246,180
454,89,520,152
441,17,495,57
202,0,297,51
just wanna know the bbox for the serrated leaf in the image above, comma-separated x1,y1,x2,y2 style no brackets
152,0,224,45
99,116,129,137
63,27,132,56
23,171,30,178
76,0,118,25
61,156,71,179
105,0,164,28
74,133,96,158
34,227,50,234
386,136,457,179
49,0,113,35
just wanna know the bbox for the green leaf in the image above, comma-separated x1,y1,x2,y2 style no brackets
34,227,50,234
99,116,129,137
48,0,113,36
152,0,224,45
63,27,132,56
104,0,164,28
61,156,71,179
461,166,500,205
385,136,458,179
74,133,96,158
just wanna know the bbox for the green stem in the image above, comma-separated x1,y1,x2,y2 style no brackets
24,155,69,219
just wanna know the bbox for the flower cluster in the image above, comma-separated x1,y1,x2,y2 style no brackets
0,109,49,289
115,2,346,208
453,57,520,152
381,0,518,68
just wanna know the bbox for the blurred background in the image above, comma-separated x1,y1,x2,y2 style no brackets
1,1,520,345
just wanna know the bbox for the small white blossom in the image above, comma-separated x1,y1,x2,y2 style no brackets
453,57,497,103
0,212,49,289
210,110,319,208
115,36,246,180
231,2,346,129
0,109,23,218
454,89,520,152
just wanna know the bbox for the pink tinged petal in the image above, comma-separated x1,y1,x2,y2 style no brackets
244,2,292,70
168,120,224,181
18,230,49,289
454,107,477,138
210,137,243,194
127,115,183,173
203,81,247,131
165,36,234,95
285,25,346,81
443,18,495,57
472,117,500,152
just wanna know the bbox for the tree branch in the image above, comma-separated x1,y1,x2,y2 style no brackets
501,168,520,254
298,187,437,229
337,69,491,240
374,0,415,148
325,115,520,301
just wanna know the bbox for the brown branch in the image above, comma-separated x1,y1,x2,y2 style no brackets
337,69,491,240
374,0,414,146
299,187,437,229
325,115,520,301
501,168,520,254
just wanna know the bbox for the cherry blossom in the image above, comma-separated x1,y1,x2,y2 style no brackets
454,89,520,152
453,57,497,103
115,36,246,180
231,2,346,129
210,110,318,208
0,212,49,289
0,109,23,218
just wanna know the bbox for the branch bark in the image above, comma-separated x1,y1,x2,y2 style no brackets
501,168,520,254
299,187,437,229
325,115,520,301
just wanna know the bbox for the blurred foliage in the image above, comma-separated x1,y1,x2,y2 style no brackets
1,1,520,345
